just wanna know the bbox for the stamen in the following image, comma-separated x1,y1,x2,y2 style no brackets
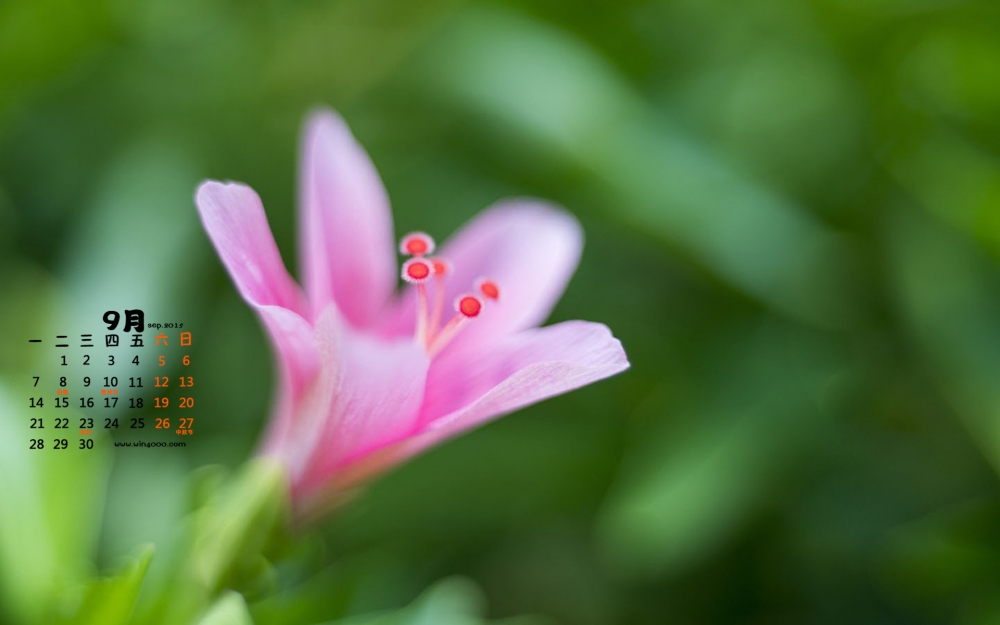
400,232,435,257
400,233,501,356
429,257,451,338
401,258,432,284
428,294,482,357
431,257,451,277
457,295,482,318
402,259,432,345
476,278,500,301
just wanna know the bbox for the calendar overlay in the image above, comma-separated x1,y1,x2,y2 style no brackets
26,309,196,451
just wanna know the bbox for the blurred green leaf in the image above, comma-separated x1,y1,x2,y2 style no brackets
320,578,549,625
890,130,1000,260
188,459,287,591
881,500,1000,613
887,207,1000,471
197,591,254,625
596,319,850,577
900,26,1000,121
144,458,287,625
0,0,111,119
69,544,154,625
97,452,189,596
326,577,481,625
0,380,112,624
263,0,465,104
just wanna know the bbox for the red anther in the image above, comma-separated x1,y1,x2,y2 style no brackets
476,278,500,301
400,232,435,256
431,257,451,276
456,295,483,318
402,258,432,284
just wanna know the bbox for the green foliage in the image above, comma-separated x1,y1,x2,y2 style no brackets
69,545,154,625
319,578,550,625
597,320,849,577
0,379,111,623
197,592,254,625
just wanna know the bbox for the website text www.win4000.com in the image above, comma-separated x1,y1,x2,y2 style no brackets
114,440,188,448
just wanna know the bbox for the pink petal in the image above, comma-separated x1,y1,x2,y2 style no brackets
299,109,397,329
378,200,583,351
195,181,319,454
293,317,627,514
195,181,306,314
409,320,628,453
291,308,430,501
255,306,321,456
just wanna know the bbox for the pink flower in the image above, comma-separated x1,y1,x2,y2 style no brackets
195,109,629,517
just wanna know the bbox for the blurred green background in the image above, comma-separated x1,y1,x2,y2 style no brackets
3,0,1000,623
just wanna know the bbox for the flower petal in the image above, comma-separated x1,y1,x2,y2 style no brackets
291,308,430,502
293,321,626,515
299,109,397,328
409,320,628,453
195,181,320,456
255,305,321,456
195,180,305,313
378,200,583,350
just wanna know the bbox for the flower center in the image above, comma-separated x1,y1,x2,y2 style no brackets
400,231,500,357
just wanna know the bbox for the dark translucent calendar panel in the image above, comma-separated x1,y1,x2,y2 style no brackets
25,310,197,450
